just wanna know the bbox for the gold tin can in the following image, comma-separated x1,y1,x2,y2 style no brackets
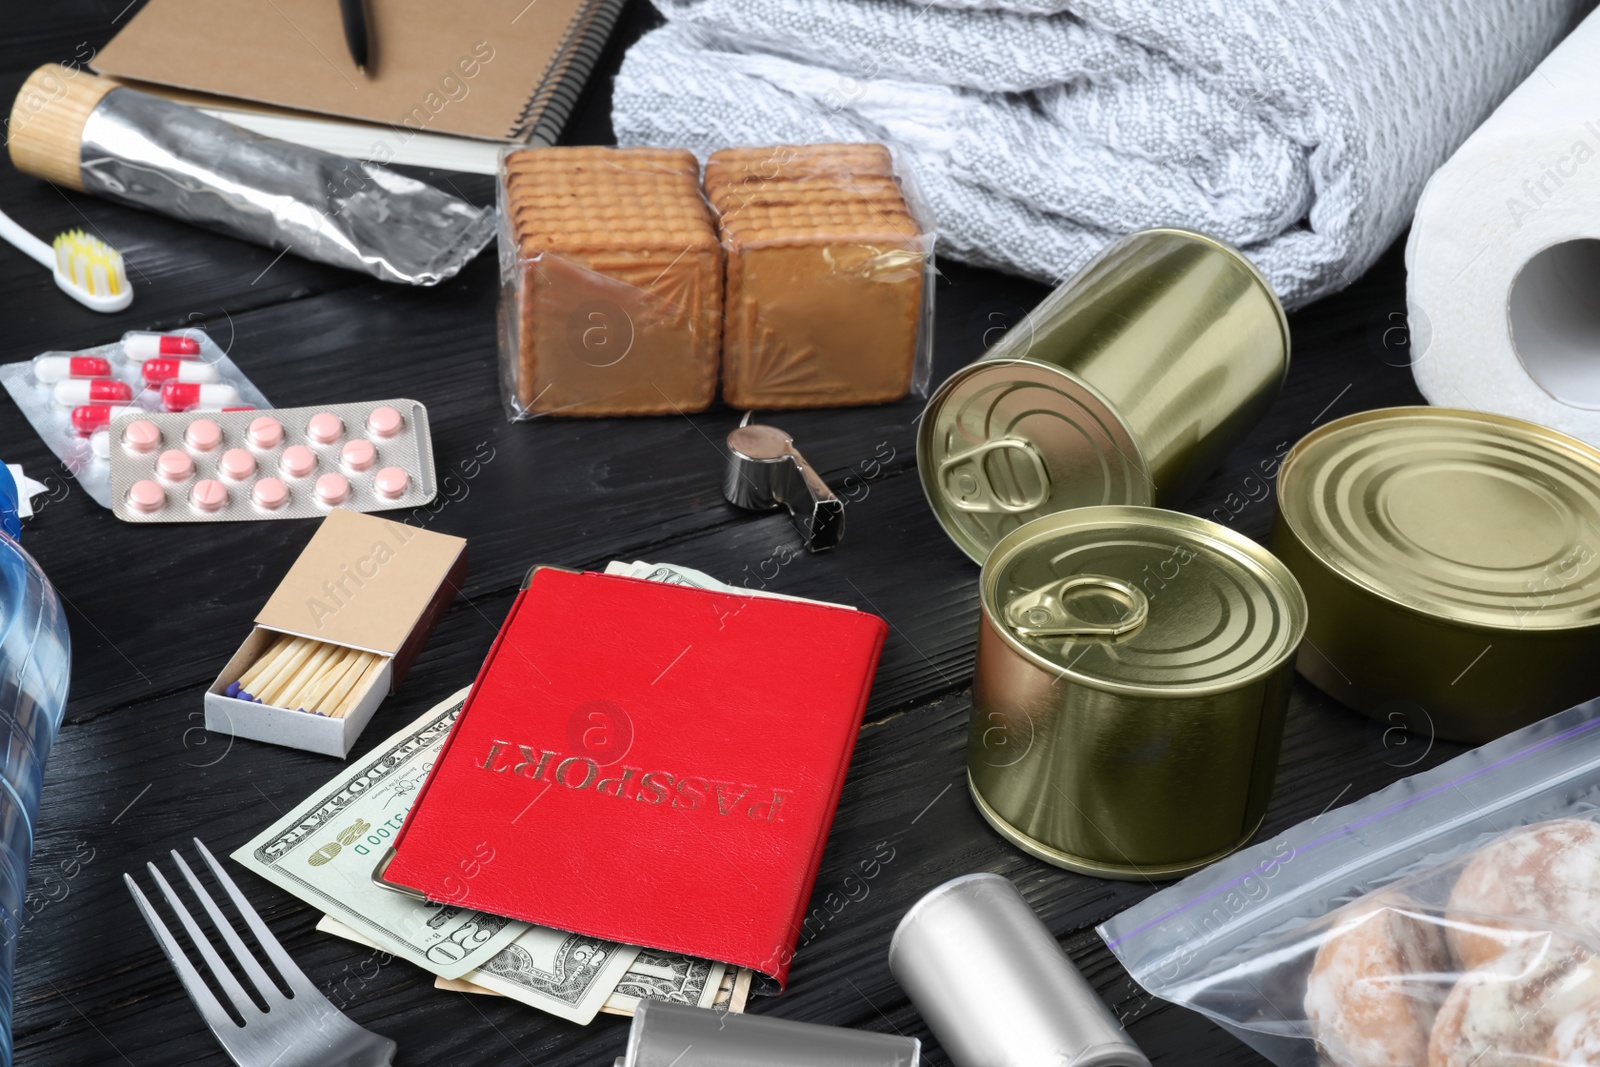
919,228,1289,564
971,506,1306,880
1273,407,1600,744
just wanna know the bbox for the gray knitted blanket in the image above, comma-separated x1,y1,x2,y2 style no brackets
612,0,1583,307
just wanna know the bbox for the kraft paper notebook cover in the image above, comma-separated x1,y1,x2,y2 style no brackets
93,0,621,149
378,567,888,987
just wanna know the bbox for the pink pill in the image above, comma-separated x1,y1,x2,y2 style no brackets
219,448,256,480
191,479,227,513
126,480,165,514
307,412,343,445
252,478,289,511
247,416,283,449
156,449,194,481
367,406,403,438
315,472,350,506
281,445,317,479
341,439,376,472
122,420,162,454
185,419,223,451
374,466,409,500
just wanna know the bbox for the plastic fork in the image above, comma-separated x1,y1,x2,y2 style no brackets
124,838,395,1067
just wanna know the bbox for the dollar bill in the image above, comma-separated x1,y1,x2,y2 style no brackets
604,560,853,610
455,924,639,1024
431,946,737,1017
232,688,527,979
324,914,736,1018
726,967,754,1013
604,949,725,1013
604,559,731,590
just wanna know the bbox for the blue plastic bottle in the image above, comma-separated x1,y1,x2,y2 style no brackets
0,465,71,1066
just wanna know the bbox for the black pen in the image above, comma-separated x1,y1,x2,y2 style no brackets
339,0,371,76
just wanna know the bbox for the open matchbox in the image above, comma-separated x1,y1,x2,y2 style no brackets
205,510,467,757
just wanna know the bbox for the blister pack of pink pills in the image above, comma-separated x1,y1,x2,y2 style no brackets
108,400,438,523
0,329,272,510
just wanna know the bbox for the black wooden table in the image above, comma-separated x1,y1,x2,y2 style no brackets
0,4,1460,1064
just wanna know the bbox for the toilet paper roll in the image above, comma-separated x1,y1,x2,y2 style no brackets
1407,9,1600,446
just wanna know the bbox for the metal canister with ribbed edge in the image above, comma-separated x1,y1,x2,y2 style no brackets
971,507,1306,879
918,228,1289,564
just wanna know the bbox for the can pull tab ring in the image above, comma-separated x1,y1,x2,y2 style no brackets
937,438,1050,514
1005,575,1149,639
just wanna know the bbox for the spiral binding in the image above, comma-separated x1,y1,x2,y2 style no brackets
510,0,629,145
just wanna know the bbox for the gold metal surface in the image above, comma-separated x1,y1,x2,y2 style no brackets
919,228,1289,563
1274,406,1600,743
969,507,1306,878
967,772,1268,881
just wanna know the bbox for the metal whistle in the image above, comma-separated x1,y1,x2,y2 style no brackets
724,416,844,552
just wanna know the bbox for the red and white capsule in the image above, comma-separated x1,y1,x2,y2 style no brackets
123,333,201,360
32,355,112,383
70,404,140,436
55,379,133,406
161,381,240,411
142,359,220,386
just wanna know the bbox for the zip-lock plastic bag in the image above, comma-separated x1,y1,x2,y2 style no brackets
1100,700,1600,1067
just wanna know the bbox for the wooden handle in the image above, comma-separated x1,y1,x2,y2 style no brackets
8,64,120,191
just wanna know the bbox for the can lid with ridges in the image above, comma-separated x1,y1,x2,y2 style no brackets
918,361,1152,563
1277,407,1600,632
982,506,1306,695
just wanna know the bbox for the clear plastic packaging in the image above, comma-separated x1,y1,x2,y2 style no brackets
107,400,436,523
497,146,724,419
0,470,71,1067
1100,699,1600,1067
0,329,271,509
495,143,936,420
706,142,936,411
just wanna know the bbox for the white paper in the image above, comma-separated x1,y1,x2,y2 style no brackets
1408,9,1600,446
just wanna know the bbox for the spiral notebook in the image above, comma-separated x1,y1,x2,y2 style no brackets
91,0,623,172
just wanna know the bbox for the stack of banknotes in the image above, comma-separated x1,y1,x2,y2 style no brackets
231,561,756,1024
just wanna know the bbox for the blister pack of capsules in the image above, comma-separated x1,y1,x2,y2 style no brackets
108,400,438,523
0,330,272,509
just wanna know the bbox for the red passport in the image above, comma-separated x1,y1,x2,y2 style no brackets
380,567,888,985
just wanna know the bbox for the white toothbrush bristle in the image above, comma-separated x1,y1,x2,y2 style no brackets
52,229,127,297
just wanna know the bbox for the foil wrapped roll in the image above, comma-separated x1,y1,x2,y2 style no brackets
76,87,492,286
889,874,1150,1067
619,1002,919,1067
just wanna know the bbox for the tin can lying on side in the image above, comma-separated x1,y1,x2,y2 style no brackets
919,228,1289,563
618,1001,919,1067
971,507,1306,879
889,873,1151,1067
1272,406,1600,744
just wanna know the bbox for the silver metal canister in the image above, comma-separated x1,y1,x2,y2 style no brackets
619,1001,920,1067
971,507,1306,879
918,228,1289,563
889,873,1150,1067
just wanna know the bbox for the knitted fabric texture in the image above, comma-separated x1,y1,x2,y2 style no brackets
612,0,1584,307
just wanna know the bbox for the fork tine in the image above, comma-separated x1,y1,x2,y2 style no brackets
147,861,263,1020
193,838,317,993
124,873,238,1034
171,849,284,1006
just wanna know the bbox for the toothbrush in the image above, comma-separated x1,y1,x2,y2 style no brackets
0,208,131,312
